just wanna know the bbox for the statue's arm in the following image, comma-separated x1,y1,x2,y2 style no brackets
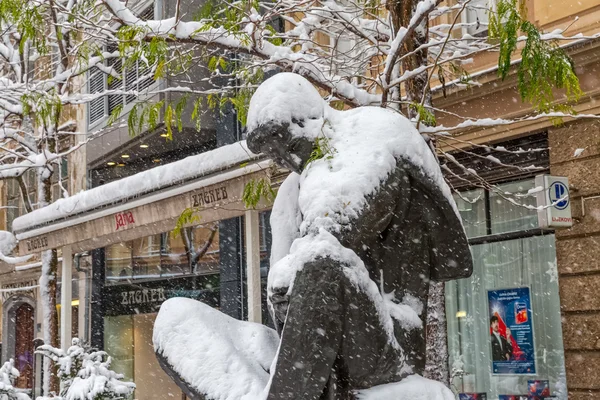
269,173,301,265
336,160,472,281
268,173,301,332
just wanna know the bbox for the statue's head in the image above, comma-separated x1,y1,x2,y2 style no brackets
246,73,325,173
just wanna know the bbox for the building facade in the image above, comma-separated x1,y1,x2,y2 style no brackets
435,1,600,398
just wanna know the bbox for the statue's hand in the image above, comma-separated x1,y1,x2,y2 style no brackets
270,287,289,333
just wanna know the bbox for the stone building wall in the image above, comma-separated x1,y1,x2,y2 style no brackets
550,119,600,399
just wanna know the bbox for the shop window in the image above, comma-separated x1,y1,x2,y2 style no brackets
453,178,539,239
132,235,162,279
454,188,487,238
106,242,133,282
448,175,565,397
259,211,273,327
105,222,221,284
446,235,566,398
489,180,538,235
104,313,183,400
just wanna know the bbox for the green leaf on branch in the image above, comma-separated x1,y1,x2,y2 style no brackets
243,178,276,209
410,103,436,127
489,0,582,114
173,208,200,238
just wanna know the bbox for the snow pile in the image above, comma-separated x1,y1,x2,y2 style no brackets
0,359,31,400
153,298,280,400
354,375,455,400
0,231,32,264
13,141,259,232
36,338,135,400
267,172,301,266
0,231,17,255
247,73,326,141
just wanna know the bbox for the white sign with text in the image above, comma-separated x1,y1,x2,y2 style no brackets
535,175,573,229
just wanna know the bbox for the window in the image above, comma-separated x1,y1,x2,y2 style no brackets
88,4,156,127
6,170,36,231
105,223,220,284
453,178,539,239
51,157,69,202
464,0,493,37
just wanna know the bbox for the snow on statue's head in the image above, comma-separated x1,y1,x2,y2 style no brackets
246,73,325,173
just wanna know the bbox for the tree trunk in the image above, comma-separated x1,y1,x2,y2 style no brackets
40,248,60,395
424,281,449,384
386,0,448,383
386,0,432,117
40,164,60,394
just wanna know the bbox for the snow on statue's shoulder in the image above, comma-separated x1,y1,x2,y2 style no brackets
297,104,455,236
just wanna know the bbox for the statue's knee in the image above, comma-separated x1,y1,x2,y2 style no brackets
301,257,346,279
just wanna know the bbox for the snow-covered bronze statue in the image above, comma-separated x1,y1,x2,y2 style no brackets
153,73,473,400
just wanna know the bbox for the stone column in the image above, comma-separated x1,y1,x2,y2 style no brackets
550,119,600,400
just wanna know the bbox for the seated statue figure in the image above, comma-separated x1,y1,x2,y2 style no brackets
153,72,473,400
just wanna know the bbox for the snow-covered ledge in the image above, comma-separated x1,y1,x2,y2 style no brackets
13,141,275,256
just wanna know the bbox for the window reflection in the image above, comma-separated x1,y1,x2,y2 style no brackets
105,223,220,284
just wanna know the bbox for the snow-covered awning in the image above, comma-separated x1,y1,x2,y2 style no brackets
13,141,276,256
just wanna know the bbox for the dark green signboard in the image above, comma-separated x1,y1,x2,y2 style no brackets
102,274,220,316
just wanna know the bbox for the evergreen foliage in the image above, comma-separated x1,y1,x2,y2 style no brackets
36,339,135,400
0,359,30,400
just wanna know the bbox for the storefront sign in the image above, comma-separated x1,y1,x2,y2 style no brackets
488,287,536,375
24,236,49,252
103,274,219,316
1,280,38,302
120,288,167,305
535,175,573,228
191,185,228,207
115,211,136,231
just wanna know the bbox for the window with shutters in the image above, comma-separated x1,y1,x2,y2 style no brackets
464,0,495,37
88,3,157,128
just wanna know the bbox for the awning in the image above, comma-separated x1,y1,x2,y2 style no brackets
14,142,279,256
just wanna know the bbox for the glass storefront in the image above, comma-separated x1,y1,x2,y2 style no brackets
447,178,567,398
100,212,272,400
105,313,181,400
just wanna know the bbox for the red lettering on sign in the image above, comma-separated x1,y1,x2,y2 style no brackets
551,216,572,223
115,211,136,230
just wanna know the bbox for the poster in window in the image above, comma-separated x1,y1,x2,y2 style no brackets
487,287,536,375
459,394,487,400
527,379,551,399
